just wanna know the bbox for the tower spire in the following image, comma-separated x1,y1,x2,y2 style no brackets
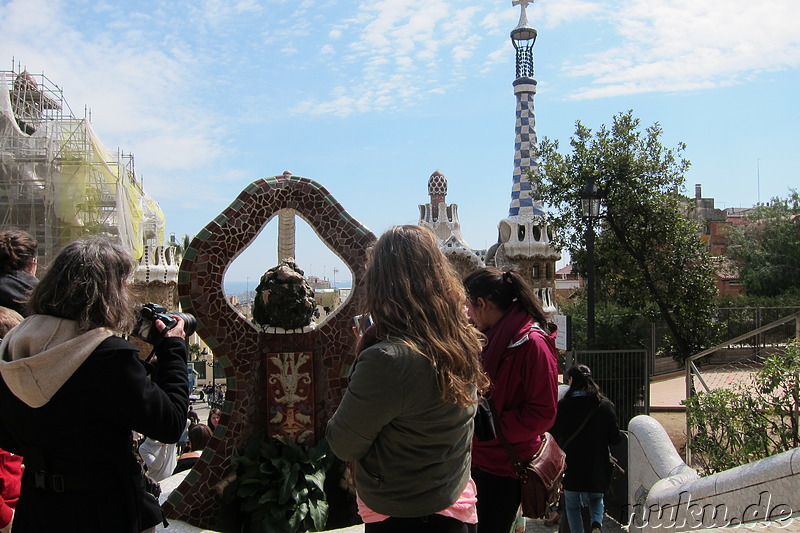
508,0,541,218
485,0,559,313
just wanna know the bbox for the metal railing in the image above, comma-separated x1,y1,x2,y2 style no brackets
684,311,800,464
566,349,650,430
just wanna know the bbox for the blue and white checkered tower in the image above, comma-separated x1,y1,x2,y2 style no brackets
509,0,543,219
486,0,559,312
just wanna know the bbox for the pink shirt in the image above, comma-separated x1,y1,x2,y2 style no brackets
357,477,478,524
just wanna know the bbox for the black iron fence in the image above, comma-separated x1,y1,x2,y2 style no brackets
565,349,649,430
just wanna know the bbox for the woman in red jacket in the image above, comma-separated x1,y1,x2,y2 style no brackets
463,268,559,533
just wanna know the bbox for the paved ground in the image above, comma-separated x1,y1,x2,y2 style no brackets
524,515,624,532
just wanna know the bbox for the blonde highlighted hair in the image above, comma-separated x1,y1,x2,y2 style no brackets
363,225,488,406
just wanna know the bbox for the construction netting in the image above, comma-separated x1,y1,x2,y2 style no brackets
0,66,166,268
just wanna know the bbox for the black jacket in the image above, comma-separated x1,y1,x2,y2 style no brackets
550,394,621,493
0,317,188,533
0,270,37,316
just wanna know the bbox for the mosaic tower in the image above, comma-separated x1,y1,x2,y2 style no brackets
417,171,484,278
486,0,559,312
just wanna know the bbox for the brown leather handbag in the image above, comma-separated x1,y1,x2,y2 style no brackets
489,402,566,518
516,432,566,518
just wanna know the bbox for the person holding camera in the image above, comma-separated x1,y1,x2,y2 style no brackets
0,237,189,533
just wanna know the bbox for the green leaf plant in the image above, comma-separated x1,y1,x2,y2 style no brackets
226,432,333,533
684,339,800,474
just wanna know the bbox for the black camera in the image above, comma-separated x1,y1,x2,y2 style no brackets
132,303,197,344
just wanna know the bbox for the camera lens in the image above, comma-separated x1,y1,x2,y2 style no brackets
175,312,197,337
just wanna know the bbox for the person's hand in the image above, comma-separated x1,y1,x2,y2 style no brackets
155,316,186,339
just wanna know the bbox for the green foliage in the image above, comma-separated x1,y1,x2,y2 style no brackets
685,339,800,474
253,260,317,329
727,191,800,297
188,343,202,360
716,289,800,308
559,298,652,351
227,432,333,533
533,110,717,361
167,233,192,257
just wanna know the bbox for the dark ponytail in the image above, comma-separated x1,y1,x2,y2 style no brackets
463,267,548,327
565,364,606,402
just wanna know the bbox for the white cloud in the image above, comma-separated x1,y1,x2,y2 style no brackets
0,0,230,184
564,0,800,99
483,45,509,71
200,0,262,23
296,0,495,117
536,0,603,28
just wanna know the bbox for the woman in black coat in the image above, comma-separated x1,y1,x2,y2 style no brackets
0,237,189,532
550,365,621,533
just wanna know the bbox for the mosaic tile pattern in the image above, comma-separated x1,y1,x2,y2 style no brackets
266,351,314,443
165,173,375,528
509,88,545,218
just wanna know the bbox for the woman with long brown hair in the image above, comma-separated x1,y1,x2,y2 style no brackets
463,267,559,533
327,225,488,533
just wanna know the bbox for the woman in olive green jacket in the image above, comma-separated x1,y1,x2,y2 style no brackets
327,225,488,533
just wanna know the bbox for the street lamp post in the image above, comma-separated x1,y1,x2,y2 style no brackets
580,176,603,347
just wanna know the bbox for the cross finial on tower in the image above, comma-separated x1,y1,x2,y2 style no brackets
512,0,533,29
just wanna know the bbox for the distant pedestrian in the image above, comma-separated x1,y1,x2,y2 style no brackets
207,408,221,432
550,364,622,533
173,424,212,475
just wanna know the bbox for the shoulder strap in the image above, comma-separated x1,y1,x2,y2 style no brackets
487,398,527,476
560,401,600,450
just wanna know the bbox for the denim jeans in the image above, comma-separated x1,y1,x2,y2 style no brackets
564,490,604,531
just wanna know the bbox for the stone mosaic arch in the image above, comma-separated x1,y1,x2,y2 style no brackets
164,173,375,527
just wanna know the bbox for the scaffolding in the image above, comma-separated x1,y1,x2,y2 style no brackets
0,60,166,270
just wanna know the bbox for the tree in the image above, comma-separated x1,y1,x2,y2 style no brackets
532,110,717,361
167,233,192,258
727,190,800,297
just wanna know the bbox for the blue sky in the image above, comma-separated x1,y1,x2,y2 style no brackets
2,0,798,286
